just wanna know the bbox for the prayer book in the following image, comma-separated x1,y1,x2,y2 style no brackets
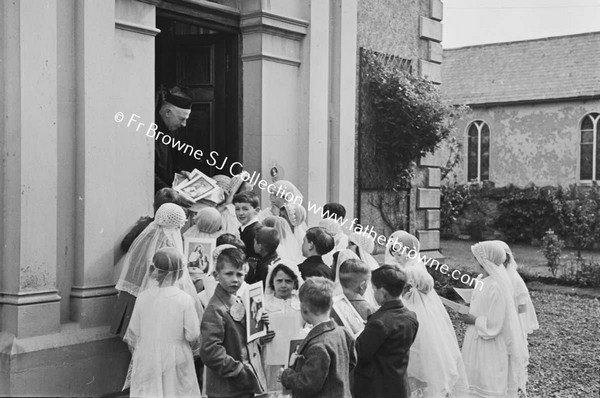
439,296,470,314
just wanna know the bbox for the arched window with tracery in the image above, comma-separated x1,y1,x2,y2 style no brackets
467,120,490,181
580,112,600,181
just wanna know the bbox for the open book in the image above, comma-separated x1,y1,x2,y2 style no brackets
439,296,470,314
453,287,474,304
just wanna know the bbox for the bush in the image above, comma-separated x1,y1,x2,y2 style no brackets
495,185,559,243
553,184,600,257
540,229,564,277
440,181,472,235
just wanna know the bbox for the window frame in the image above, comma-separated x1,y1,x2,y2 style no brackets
579,112,600,182
466,120,490,182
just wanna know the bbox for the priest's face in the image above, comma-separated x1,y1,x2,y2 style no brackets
164,105,191,131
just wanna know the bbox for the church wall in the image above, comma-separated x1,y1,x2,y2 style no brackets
449,99,600,187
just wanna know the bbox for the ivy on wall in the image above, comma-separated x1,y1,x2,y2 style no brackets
357,48,467,231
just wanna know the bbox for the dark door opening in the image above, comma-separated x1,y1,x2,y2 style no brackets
155,15,241,177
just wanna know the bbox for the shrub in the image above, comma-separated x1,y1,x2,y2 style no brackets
553,184,600,257
440,181,472,235
495,185,559,243
540,229,564,277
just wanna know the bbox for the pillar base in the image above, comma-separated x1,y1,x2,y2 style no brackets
0,290,61,338
0,324,130,397
70,285,118,328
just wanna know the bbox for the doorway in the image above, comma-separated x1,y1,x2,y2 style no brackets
155,14,241,176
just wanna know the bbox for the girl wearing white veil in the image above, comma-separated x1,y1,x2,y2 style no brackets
281,202,308,248
462,241,529,397
258,179,304,221
385,230,469,398
494,241,539,341
263,260,306,398
262,216,304,264
123,248,201,398
112,203,189,338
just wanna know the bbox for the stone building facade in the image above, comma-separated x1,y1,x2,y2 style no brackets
0,0,443,394
442,32,600,187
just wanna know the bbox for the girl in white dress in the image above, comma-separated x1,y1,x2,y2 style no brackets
281,202,308,248
461,241,529,398
124,247,201,398
263,216,305,264
495,241,539,341
385,230,469,398
263,260,306,398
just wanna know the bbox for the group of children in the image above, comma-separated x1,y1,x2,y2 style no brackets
113,175,538,398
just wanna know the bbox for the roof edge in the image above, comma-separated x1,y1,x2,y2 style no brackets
444,31,600,51
447,94,600,107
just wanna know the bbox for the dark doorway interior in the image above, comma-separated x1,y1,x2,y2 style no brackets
155,15,240,176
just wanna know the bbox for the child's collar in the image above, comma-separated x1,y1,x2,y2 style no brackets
240,217,259,231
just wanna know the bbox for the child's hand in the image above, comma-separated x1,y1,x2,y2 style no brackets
259,330,276,344
277,366,286,382
460,313,477,325
261,312,270,326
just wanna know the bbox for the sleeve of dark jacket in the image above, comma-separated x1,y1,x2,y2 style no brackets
280,344,332,395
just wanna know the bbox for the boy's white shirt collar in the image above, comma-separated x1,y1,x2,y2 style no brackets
240,216,259,232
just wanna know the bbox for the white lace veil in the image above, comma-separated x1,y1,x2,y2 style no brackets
384,231,434,293
471,241,529,392
263,216,304,263
116,203,186,297
348,232,379,270
494,241,539,335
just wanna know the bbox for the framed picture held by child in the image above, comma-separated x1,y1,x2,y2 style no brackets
183,237,215,275
245,281,267,342
331,295,365,338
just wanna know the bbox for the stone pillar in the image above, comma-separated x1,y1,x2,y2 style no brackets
0,0,61,338
328,0,358,221
240,1,309,208
70,0,118,328
413,0,444,258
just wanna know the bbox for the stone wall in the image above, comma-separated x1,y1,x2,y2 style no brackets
450,100,600,187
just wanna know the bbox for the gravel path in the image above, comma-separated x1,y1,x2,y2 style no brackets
449,290,600,397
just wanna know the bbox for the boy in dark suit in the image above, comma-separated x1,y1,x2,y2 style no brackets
298,227,335,280
354,265,419,398
281,277,357,398
252,227,280,285
200,247,274,398
233,191,262,282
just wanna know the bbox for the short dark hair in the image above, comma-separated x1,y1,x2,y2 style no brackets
255,227,280,254
268,263,299,292
154,188,180,213
339,259,370,290
232,191,260,209
371,265,407,297
216,247,247,272
323,203,346,219
305,227,334,255
299,277,334,315
216,233,246,251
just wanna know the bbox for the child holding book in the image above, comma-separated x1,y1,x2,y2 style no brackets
200,247,273,398
461,241,529,397
354,265,419,398
280,277,357,398
124,247,201,398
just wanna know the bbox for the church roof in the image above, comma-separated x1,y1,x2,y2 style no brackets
442,31,600,105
